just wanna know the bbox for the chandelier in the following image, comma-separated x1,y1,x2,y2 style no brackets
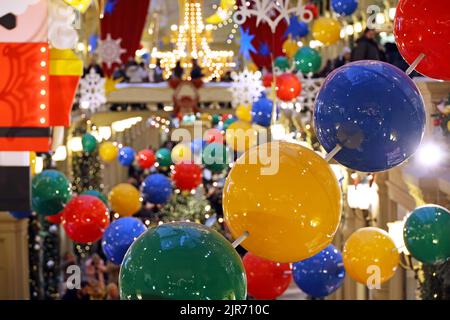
152,0,235,81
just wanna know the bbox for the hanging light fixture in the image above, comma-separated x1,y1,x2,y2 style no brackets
151,0,235,81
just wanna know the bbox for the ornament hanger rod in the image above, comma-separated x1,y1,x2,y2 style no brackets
406,53,426,76
324,144,342,162
232,231,249,248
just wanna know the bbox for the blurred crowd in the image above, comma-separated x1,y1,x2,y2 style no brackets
84,57,232,84
317,28,411,78
61,252,120,300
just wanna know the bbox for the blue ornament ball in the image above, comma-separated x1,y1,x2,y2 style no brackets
190,138,206,155
118,146,136,166
9,211,32,219
252,95,273,127
292,245,345,298
297,21,309,38
102,217,147,265
314,61,425,172
331,0,358,16
141,173,173,205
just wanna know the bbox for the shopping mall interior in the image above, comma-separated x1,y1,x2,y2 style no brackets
0,0,449,302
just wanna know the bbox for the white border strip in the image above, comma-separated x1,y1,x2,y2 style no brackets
0,152,30,166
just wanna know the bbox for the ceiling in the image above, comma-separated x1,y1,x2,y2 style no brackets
148,0,238,49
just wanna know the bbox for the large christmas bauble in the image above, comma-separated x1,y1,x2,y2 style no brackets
292,244,345,298
403,205,450,264
223,141,341,263
119,222,246,300
32,170,72,216
314,61,425,172
275,73,302,102
243,252,291,300
62,195,110,243
108,183,142,216
141,174,173,205
172,162,202,191
394,0,450,80
343,227,399,285
102,217,147,265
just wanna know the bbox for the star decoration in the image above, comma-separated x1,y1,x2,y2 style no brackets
229,68,265,107
97,33,126,68
284,15,309,38
239,27,257,60
104,0,118,15
233,0,314,33
105,76,122,96
259,42,270,56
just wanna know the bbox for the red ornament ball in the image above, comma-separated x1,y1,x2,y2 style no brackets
262,73,274,88
276,73,302,102
62,195,110,243
243,252,292,300
204,128,224,144
394,0,450,80
46,212,63,224
221,114,233,121
305,4,319,19
433,118,442,126
172,162,203,191
137,149,156,169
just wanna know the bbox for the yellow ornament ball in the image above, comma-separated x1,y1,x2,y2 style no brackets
171,143,192,164
247,62,259,72
283,38,299,58
223,141,341,262
99,142,119,162
30,152,37,176
108,183,142,217
312,17,341,45
63,0,92,13
343,227,399,286
235,105,252,122
200,113,212,122
225,121,257,153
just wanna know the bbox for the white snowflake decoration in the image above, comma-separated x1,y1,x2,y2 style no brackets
79,69,106,113
299,72,323,111
233,0,313,33
229,68,265,107
97,33,126,68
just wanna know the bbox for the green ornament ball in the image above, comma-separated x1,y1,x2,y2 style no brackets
202,142,230,173
294,46,322,74
274,56,290,71
119,222,247,300
404,205,450,264
82,133,98,153
155,148,172,167
32,170,72,216
223,117,236,131
81,190,109,207
212,114,221,125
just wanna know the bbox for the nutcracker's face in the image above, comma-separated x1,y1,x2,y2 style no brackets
0,0,47,42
